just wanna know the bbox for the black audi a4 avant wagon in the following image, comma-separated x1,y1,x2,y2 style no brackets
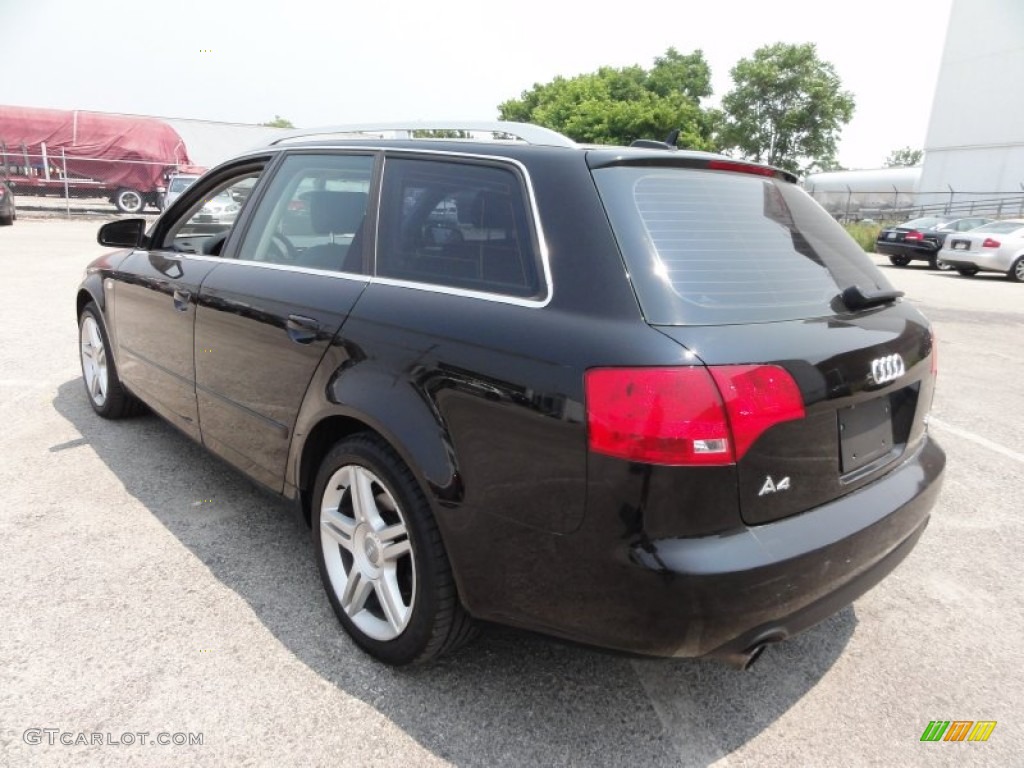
77,122,944,668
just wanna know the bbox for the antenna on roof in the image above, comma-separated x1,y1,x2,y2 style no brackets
629,129,681,151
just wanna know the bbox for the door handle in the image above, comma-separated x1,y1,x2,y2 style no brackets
286,314,320,344
173,289,192,312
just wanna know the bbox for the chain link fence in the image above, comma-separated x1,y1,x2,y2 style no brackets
809,184,1024,224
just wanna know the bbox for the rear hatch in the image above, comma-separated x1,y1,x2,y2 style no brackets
590,155,937,525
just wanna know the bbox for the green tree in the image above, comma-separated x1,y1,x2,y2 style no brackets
498,48,718,150
260,115,295,128
884,146,923,167
718,43,855,175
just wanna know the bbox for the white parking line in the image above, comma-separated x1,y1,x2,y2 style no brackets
930,417,1024,464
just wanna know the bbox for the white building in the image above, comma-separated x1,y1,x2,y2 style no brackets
916,0,1024,215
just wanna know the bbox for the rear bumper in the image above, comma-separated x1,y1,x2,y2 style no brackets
876,241,939,259
600,436,944,658
938,249,1011,273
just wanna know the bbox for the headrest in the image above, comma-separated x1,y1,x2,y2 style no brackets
472,191,515,231
308,190,368,235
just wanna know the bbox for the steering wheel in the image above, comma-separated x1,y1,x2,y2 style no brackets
267,232,296,263
201,231,230,256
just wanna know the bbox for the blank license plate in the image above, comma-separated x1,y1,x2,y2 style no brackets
838,397,894,473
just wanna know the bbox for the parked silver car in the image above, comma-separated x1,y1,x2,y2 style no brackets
162,173,202,209
938,219,1024,281
191,189,241,225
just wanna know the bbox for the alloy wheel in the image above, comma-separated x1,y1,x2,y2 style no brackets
319,465,416,641
80,315,109,406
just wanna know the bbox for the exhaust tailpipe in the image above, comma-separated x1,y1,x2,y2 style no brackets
718,643,768,670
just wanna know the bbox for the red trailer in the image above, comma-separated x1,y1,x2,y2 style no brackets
0,106,199,212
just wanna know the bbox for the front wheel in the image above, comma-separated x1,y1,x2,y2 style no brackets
957,267,979,277
114,187,145,214
1009,257,1024,283
888,254,911,267
312,434,475,665
79,302,145,418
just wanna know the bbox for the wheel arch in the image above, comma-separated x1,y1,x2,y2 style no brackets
294,407,460,530
76,284,105,319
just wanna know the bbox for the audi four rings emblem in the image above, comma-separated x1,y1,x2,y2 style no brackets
871,353,905,385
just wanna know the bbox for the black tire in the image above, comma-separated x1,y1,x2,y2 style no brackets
888,254,911,267
1009,257,1024,283
957,267,979,277
114,187,145,214
936,259,954,271
78,302,145,419
312,433,476,665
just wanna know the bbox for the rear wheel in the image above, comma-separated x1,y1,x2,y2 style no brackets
957,267,979,277
888,254,911,267
312,434,475,665
1009,257,1024,283
79,302,145,418
114,187,145,214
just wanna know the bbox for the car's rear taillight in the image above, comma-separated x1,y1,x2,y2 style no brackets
710,365,806,461
904,230,923,242
585,365,804,466
982,237,1000,248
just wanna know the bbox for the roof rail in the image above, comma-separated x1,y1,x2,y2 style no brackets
266,121,578,149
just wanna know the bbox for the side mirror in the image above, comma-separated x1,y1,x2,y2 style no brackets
98,219,148,249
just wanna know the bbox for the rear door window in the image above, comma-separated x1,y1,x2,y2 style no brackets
376,157,543,299
593,167,894,325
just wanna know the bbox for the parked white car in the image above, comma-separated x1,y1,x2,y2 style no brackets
938,219,1024,281
161,173,202,209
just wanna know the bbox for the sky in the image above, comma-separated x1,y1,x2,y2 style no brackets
1,0,954,169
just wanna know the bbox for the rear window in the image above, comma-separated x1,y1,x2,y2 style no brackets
979,221,1024,234
901,217,946,229
592,167,894,325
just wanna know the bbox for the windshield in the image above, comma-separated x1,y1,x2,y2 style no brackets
168,177,196,193
593,167,894,325
901,217,946,229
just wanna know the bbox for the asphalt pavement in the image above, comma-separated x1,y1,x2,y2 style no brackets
1,217,1020,767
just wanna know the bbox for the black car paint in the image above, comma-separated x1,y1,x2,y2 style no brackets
78,138,945,660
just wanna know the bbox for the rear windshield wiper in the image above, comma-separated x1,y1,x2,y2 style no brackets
840,285,905,311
